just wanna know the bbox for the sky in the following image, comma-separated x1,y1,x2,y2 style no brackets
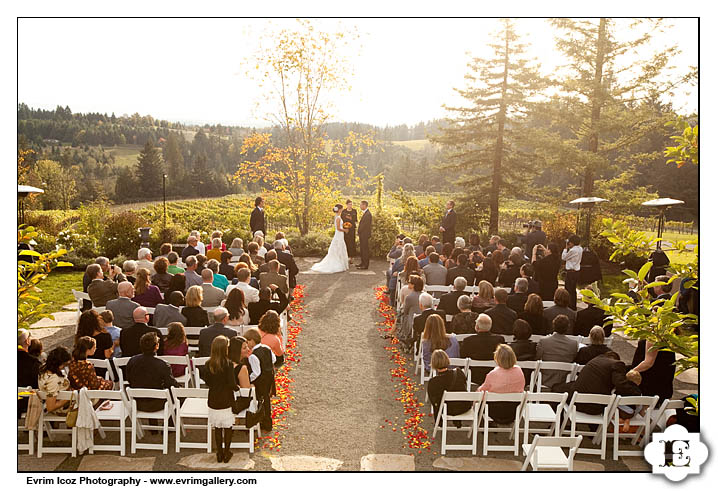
18,18,698,128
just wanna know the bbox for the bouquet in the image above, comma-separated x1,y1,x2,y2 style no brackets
343,222,353,229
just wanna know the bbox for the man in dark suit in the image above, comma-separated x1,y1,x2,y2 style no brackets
356,200,373,269
152,291,187,327
106,282,141,329
250,197,266,237
575,302,609,337
86,263,119,307
413,292,446,343
459,313,503,385
126,332,179,411
258,250,287,276
249,285,289,325
120,307,165,357
524,220,547,257
198,307,239,357
437,276,468,316
484,288,517,335
536,315,579,389
439,200,457,245
446,254,476,286
273,240,299,297
507,277,529,315
181,235,200,262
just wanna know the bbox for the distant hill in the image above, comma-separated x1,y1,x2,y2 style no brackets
389,139,433,151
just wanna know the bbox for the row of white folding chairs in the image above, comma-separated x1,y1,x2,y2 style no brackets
432,389,661,460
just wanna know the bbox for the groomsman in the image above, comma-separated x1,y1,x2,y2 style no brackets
250,196,266,237
439,200,457,245
356,200,372,270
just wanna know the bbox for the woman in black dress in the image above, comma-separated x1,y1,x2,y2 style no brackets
518,293,549,335
427,349,471,421
532,242,560,301
341,199,358,262
631,338,676,402
76,310,113,377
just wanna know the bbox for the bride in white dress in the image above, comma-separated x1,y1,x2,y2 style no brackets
310,204,349,274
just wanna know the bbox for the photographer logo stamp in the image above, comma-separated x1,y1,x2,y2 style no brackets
644,424,708,482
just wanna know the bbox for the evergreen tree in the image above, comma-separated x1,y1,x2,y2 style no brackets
135,139,164,198
430,18,545,233
163,132,185,194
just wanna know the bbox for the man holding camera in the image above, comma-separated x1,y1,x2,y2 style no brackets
562,234,583,310
524,220,547,255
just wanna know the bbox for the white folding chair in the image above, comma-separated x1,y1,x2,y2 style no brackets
280,310,289,351
230,387,260,453
611,395,659,459
184,326,204,353
37,390,78,457
466,360,496,388
72,289,91,320
432,391,484,455
192,357,210,388
171,387,211,453
448,358,472,391
17,387,35,455
649,399,685,434
521,435,583,471
516,360,540,392
536,362,576,392
560,392,616,459
480,391,526,456
522,392,569,445
157,327,169,336
157,355,192,388
125,388,175,454
108,357,132,391
87,358,112,380
85,389,131,455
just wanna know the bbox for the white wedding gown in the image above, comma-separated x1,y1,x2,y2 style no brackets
310,215,349,273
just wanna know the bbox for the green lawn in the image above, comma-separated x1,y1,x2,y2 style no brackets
102,144,143,168
37,270,83,313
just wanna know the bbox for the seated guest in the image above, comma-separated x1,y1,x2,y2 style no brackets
196,254,208,274
182,235,200,262
396,275,424,339
99,310,122,358
18,329,41,417
76,310,113,376
468,233,482,252
274,231,290,251
532,242,561,301
536,314,579,390
274,240,299,298
153,291,188,327
203,264,229,301
158,242,173,259
238,253,260,279
476,251,502,286
68,336,114,390
399,256,424,293
219,251,236,282
249,285,289,325
228,238,244,258
498,252,522,288
259,259,289,294
227,268,260,304
122,260,138,285
254,234,268,257
167,252,185,274
86,263,119,307
518,293,549,335
509,319,537,386
427,349,471,422
106,282,140,329
460,313,503,385
190,230,206,255
258,250,287,275
136,247,156,275
507,277,529,314
183,255,203,291
82,256,110,292
418,246,435,268
446,254,476,287
423,252,448,286
554,351,641,414
450,295,479,335
161,322,189,378
166,273,186,297
575,326,611,365
151,257,173,295
29,338,44,363
120,307,165,357
444,247,461,270
223,288,249,326
259,310,285,367
415,234,429,257
199,307,239,357
485,235,500,255
132,268,163,308
183,285,211,327
438,276,468,316
422,314,459,373
472,280,496,313
388,243,414,305
202,268,224,307
247,242,264,267
496,239,510,261
485,288,517,335
126,332,179,411
207,230,227,251
206,238,223,262
517,263,540,295
37,347,72,415
543,287,577,334
228,336,252,390
477,344,525,423
575,288,609,337
412,292,447,343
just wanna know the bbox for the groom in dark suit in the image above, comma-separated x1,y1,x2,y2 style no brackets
250,196,266,237
356,200,372,269
439,200,457,245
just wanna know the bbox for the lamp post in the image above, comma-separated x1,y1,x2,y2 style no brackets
569,197,608,248
162,174,167,230
641,198,685,249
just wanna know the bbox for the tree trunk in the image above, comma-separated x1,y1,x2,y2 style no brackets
489,28,510,235
584,17,608,197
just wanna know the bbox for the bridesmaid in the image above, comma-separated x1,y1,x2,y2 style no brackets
341,199,358,263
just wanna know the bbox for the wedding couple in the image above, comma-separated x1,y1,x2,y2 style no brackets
310,200,372,273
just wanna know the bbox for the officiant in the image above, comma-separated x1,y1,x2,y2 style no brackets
341,199,358,262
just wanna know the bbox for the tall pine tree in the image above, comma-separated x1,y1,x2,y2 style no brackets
431,19,545,234
163,132,185,194
136,139,164,198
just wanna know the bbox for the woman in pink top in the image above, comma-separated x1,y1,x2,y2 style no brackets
258,310,284,367
161,322,189,377
478,344,525,424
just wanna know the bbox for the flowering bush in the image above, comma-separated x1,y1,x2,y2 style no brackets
99,211,147,259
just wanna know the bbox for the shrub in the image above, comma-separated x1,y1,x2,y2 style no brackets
64,253,96,271
33,231,58,254
149,222,186,252
57,229,98,257
285,231,333,257
100,211,147,259
369,210,400,258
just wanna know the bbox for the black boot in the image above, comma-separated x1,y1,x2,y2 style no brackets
223,428,234,463
214,428,224,462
